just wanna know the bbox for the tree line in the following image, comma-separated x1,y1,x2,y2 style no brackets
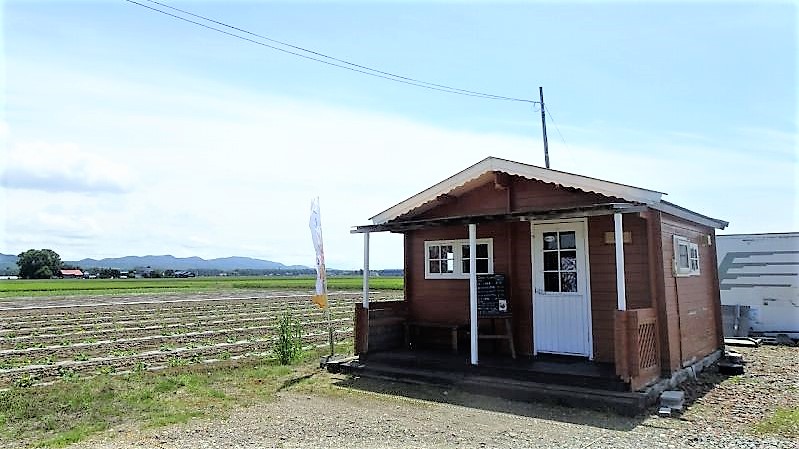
11,249,404,279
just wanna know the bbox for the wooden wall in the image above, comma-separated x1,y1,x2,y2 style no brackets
586,214,652,363
405,221,534,354
403,175,628,358
659,214,722,369
399,172,720,369
414,175,621,220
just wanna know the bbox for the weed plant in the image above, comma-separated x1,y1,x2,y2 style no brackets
274,312,303,365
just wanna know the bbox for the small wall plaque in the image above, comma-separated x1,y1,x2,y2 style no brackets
604,231,632,244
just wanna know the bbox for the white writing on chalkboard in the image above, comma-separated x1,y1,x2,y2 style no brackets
477,274,508,317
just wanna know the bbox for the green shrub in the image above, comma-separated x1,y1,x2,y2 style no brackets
274,312,303,365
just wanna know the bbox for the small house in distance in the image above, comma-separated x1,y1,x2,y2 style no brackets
349,156,728,413
59,269,83,279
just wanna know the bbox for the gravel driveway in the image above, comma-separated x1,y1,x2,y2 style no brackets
72,346,797,449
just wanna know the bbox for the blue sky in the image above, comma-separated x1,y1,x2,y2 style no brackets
1,1,796,269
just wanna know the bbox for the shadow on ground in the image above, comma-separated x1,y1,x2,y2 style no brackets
333,375,649,431
677,363,729,410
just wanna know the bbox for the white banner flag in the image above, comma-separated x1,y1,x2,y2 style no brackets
309,197,328,309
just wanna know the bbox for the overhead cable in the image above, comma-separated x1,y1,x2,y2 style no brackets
125,0,537,104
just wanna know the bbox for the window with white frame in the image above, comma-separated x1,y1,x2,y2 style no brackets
425,238,494,279
673,235,700,276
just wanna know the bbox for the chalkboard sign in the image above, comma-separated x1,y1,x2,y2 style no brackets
477,274,509,317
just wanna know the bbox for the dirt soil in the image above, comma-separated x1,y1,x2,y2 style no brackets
71,346,797,449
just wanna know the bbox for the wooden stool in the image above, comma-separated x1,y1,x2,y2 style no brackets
477,314,516,359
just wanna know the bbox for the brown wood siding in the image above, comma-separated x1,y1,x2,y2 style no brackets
411,175,620,220
403,174,635,358
405,221,536,355
587,214,651,363
660,215,722,368
511,175,621,210
416,181,508,219
644,211,672,374
511,221,533,355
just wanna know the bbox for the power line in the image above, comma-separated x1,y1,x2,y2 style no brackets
125,0,537,104
544,104,568,146
141,0,531,102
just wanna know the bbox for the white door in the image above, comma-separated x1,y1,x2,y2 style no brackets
532,221,592,357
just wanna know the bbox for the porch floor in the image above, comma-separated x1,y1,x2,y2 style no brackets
360,349,626,391
338,350,652,415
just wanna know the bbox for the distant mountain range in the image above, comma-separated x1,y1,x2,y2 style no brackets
0,253,308,272
0,254,17,272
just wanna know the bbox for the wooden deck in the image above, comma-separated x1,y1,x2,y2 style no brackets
337,350,654,415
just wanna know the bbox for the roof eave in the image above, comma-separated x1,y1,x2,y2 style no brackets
370,157,664,224
651,201,728,229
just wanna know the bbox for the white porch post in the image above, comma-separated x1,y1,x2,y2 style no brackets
468,223,478,365
362,232,370,309
614,213,627,311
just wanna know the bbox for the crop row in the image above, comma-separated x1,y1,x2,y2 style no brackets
0,293,374,323
0,328,352,388
0,323,351,370
0,317,353,359
0,304,353,336
0,295,386,387
0,296,373,387
0,309,354,349
0,300,353,329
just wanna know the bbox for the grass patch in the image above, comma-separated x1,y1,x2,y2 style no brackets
0,276,403,298
753,407,799,438
36,423,108,448
0,356,324,448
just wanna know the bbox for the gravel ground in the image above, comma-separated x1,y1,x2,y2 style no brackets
71,346,797,449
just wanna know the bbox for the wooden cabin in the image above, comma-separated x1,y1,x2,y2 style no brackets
350,157,727,408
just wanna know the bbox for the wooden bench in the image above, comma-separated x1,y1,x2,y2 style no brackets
404,321,462,354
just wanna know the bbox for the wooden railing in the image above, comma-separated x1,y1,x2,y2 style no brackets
614,308,661,391
355,301,408,355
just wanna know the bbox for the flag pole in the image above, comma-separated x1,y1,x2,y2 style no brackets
326,286,334,357
323,259,333,357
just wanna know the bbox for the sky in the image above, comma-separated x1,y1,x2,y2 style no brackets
0,0,796,269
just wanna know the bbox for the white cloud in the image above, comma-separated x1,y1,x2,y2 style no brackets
2,64,796,267
1,141,134,194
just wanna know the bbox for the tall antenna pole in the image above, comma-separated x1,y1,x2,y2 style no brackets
539,86,550,168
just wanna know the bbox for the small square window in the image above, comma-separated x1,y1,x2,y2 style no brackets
678,244,689,269
476,243,489,258
543,232,558,250
561,272,578,292
544,272,559,292
559,231,576,250
673,236,700,277
425,239,493,279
